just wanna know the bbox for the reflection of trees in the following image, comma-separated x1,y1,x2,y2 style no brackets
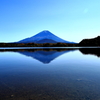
0,48,77,52
79,48,100,57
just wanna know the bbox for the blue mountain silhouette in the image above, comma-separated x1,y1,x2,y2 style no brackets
18,30,75,43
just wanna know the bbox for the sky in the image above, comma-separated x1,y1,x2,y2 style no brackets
0,0,100,43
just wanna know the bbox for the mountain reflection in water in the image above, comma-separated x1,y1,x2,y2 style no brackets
18,49,76,64
1,48,100,64
0,48,76,64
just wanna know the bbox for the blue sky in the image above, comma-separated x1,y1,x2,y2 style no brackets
0,0,100,43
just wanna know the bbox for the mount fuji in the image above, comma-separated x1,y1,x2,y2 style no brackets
17,30,75,43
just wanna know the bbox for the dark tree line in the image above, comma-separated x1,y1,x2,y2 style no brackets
0,42,78,47
79,36,100,46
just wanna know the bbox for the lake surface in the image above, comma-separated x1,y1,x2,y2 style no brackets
0,48,100,100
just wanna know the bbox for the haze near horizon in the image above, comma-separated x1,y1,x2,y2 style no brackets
0,0,100,43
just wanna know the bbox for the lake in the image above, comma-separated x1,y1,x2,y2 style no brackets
0,48,100,100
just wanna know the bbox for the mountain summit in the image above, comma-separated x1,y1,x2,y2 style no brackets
18,30,74,43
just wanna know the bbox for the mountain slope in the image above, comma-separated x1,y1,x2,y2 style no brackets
36,39,57,43
18,30,75,43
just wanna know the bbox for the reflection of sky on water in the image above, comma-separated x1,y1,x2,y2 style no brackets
0,49,100,73
0,49,100,99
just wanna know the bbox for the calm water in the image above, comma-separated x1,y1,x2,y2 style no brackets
0,48,100,100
